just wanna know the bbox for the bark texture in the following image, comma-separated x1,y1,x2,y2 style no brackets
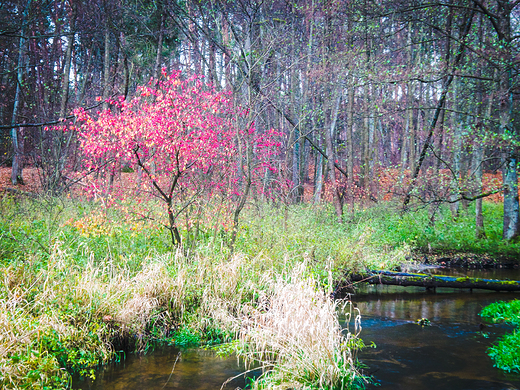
350,270,520,292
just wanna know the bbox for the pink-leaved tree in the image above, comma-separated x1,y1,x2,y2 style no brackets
74,71,281,247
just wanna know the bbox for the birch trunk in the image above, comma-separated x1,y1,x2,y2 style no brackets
497,3,519,240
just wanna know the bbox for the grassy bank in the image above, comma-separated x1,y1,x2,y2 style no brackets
0,195,517,389
236,200,520,261
480,300,520,372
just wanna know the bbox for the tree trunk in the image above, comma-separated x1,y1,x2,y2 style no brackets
405,23,416,177
346,84,355,212
346,14,355,213
434,0,452,174
208,19,217,86
222,17,231,89
187,1,201,75
450,80,463,219
290,27,303,203
102,21,111,111
152,12,165,82
407,82,416,176
59,4,76,120
48,2,77,194
325,91,343,222
167,201,182,246
10,0,32,185
473,22,492,239
313,112,323,204
361,82,370,193
497,4,519,240
503,157,520,240
314,147,323,203
349,270,520,292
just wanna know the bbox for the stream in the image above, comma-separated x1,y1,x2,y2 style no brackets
74,268,520,390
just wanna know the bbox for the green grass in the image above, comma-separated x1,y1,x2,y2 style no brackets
234,201,519,267
0,196,375,389
0,194,517,388
347,201,519,258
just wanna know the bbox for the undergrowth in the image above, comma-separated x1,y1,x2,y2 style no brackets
0,193,516,389
358,201,519,257
480,300,520,373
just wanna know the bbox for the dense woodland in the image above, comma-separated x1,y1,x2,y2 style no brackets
1,0,520,240
3,2,520,387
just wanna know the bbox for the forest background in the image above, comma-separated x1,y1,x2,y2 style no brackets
1,0,519,241
2,1,520,388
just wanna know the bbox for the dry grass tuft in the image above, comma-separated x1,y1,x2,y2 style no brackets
236,262,365,390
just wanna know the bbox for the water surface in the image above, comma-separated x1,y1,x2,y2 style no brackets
352,285,520,389
74,278,520,389
73,348,257,389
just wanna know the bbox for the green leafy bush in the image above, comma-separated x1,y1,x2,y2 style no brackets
481,300,520,372
481,300,520,326
487,331,520,373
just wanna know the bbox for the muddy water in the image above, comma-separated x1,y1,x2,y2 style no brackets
74,270,520,390
73,348,258,389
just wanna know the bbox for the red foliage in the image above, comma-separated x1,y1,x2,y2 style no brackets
70,72,282,241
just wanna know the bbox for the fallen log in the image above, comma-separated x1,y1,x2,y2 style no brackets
349,271,520,292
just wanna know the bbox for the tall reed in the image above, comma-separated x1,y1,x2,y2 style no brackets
235,261,367,390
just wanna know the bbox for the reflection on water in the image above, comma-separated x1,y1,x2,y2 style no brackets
351,285,520,390
73,348,257,390
74,282,520,390
429,267,520,281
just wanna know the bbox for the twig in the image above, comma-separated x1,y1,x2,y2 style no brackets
161,352,181,389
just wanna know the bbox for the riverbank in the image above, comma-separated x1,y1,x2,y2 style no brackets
413,251,520,269
73,286,520,390
1,196,385,389
1,194,518,388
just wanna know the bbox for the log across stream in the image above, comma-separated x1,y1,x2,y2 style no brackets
349,270,520,291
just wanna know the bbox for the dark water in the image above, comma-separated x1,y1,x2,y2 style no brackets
74,271,520,390
73,348,258,389
352,284,520,390
429,266,520,281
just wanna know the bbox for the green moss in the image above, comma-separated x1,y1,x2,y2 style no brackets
406,276,426,282
499,280,520,285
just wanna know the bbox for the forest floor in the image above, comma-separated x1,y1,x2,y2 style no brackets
1,166,518,267
0,166,509,201
0,167,41,192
